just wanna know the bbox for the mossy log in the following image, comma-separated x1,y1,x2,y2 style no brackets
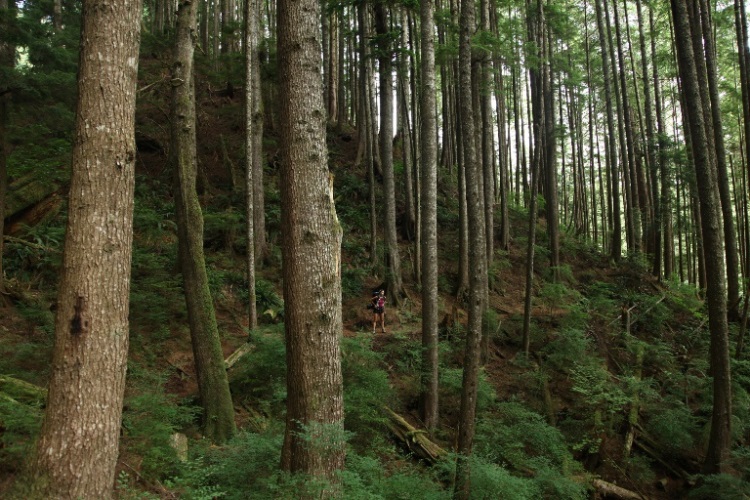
5,191,63,236
591,479,644,499
6,171,62,228
385,407,447,463
0,375,47,406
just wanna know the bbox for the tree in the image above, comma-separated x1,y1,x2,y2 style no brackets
0,0,14,299
671,0,731,475
24,0,142,495
172,0,236,444
419,0,439,433
245,0,262,331
594,0,622,260
694,0,740,317
375,3,405,303
454,0,487,493
277,0,346,484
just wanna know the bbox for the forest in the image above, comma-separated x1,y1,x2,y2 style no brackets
1,0,750,497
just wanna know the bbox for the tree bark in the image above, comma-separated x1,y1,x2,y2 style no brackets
277,0,346,484
454,0,487,494
695,0,740,317
245,0,260,331
375,3,405,304
0,0,10,298
26,0,142,496
594,0,622,260
419,0,439,434
671,0,731,474
172,0,236,444
652,5,673,280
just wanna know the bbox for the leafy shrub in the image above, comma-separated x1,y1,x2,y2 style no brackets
541,327,591,374
229,326,287,417
570,363,629,426
197,431,283,499
121,366,200,480
344,452,448,500
476,402,579,476
466,458,541,500
256,278,284,321
0,397,43,473
203,207,244,251
688,474,750,499
440,368,496,415
538,282,581,311
643,402,699,458
342,265,367,301
130,243,185,330
3,222,64,285
341,336,393,452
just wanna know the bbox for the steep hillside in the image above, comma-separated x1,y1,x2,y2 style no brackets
1,51,748,500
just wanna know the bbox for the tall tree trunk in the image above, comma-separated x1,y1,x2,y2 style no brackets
419,0,439,434
0,0,11,298
26,0,142,496
495,53,510,250
399,7,416,242
336,12,347,129
542,18,559,278
636,0,660,278
608,0,639,253
172,0,236,444
671,0,731,475
277,0,346,482
456,67,470,302
651,4,673,280
454,0,487,494
735,0,750,276
696,0,740,317
480,0,494,270
356,4,378,266
594,0,622,260
245,0,261,331
327,7,339,124
375,3,404,303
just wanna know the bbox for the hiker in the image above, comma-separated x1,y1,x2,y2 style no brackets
371,289,386,333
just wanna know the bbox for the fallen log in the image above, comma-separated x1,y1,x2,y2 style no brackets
225,342,255,369
632,436,692,481
592,479,645,499
385,407,447,463
0,375,47,406
5,191,64,236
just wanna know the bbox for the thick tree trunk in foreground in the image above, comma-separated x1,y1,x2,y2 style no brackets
172,0,236,444
278,0,346,485
26,0,142,496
